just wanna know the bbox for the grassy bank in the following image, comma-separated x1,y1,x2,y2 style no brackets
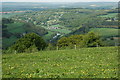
2,47,118,78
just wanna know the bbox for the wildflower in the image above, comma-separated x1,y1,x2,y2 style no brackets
102,69,104,71
71,71,74,74
10,67,14,69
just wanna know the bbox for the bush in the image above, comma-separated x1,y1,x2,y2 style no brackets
25,45,38,53
57,32,103,49
45,43,56,50
10,33,47,53
85,32,104,47
57,34,86,49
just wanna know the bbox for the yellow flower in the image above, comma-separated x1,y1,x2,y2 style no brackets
93,73,97,75
102,69,104,71
10,67,14,69
28,74,32,78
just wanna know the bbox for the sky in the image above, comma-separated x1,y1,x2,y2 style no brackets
2,0,120,2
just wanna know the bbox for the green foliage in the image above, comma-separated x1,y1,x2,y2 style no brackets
2,18,48,49
25,45,38,53
2,8,119,49
10,33,47,53
85,32,103,47
2,47,118,78
45,43,56,50
57,32,103,49
2,18,14,23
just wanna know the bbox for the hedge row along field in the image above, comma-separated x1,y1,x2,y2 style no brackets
2,47,118,78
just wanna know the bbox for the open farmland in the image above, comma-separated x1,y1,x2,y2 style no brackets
2,47,118,78
6,22,25,33
90,28,119,37
99,13,117,18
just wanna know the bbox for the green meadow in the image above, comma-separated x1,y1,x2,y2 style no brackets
6,22,25,33
90,28,119,37
99,13,117,18
2,47,118,78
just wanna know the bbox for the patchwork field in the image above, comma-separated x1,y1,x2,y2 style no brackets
2,12,25,18
99,13,117,18
90,28,119,37
2,47,118,78
6,22,25,33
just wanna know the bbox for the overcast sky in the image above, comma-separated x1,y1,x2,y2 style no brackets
2,0,120,2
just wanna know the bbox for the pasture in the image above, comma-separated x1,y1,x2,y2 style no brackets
49,25,71,34
6,22,25,33
99,13,117,18
2,13,25,18
90,28,119,37
2,47,118,78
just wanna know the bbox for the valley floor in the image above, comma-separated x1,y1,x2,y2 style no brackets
2,47,119,78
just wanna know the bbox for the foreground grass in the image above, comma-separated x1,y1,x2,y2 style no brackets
2,47,118,78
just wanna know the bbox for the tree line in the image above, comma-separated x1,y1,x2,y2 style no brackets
3,32,104,54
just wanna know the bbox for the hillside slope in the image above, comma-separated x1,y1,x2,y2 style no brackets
3,47,118,78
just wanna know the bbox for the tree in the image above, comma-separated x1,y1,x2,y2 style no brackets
2,18,14,24
57,32,103,49
10,33,47,53
57,37,69,48
85,32,103,47
57,35,85,49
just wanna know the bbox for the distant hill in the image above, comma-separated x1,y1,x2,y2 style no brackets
2,2,118,12
2,3,119,49
2,18,48,49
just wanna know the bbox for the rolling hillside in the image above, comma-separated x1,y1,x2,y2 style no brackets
2,7,119,49
3,47,118,78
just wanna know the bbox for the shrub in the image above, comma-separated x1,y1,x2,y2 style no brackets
57,32,103,49
85,32,103,47
25,45,38,53
10,33,47,53
45,43,56,50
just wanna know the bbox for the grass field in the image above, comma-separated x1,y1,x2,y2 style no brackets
50,29,71,34
3,36,18,49
49,25,71,34
6,22,25,33
2,13,25,18
51,25,64,28
2,47,118,78
90,28,119,37
43,31,55,40
3,22,25,49
99,13,117,18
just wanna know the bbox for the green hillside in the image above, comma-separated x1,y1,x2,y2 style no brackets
2,2,119,79
2,18,48,49
3,47,118,78
90,28,119,37
99,13,117,18
2,8,119,49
